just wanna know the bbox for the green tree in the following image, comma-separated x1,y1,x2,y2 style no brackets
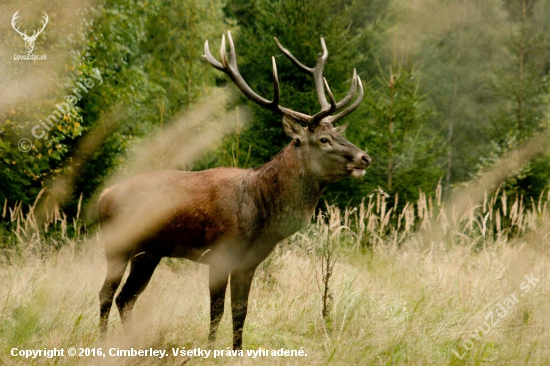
333,66,444,205
142,0,231,117
378,0,511,195
484,0,550,198
219,0,374,177
0,2,89,204
69,0,228,209
0,0,229,212
66,0,160,209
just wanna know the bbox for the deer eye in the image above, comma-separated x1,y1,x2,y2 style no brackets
319,138,329,144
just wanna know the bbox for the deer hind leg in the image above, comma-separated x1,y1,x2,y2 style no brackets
99,255,129,336
230,267,256,350
115,252,160,332
208,264,230,344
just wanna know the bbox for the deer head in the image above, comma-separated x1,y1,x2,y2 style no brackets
12,11,49,54
203,32,371,183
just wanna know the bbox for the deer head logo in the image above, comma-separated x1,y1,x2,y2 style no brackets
11,11,49,54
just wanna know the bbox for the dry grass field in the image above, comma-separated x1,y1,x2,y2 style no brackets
1,188,549,365
2,1,550,364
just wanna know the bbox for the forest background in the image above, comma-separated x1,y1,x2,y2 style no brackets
3,1,550,364
3,0,550,217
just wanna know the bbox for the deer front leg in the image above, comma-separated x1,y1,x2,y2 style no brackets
230,267,256,350
115,253,160,332
99,255,129,336
208,265,230,344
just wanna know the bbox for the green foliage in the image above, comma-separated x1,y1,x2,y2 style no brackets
71,0,158,203
142,0,231,116
223,0,372,169
482,0,550,198
1,0,229,210
0,0,154,205
382,0,511,192
3,0,550,216
423,4,509,190
330,66,444,206
75,0,228,203
368,67,444,200
0,1,89,203
492,0,550,141
77,0,230,202
372,0,550,200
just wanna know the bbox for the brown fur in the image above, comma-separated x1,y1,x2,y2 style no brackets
98,128,370,349
99,33,371,349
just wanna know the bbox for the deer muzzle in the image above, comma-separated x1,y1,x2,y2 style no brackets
348,153,371,179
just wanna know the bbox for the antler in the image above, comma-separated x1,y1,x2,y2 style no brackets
11,11,27,38
204,31,312,124
11,11,49,40
203,32,363,129
274,37,335,124
275,37,364,127
31,13,49,40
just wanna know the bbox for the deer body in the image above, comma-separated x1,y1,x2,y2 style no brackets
99,146,323,264
98,32,370,349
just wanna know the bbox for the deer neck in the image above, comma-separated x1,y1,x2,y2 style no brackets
252,143,327,218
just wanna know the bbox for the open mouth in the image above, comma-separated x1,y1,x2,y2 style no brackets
348,167,365,178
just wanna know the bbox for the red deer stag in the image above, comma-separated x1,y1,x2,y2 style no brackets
98,31,371,350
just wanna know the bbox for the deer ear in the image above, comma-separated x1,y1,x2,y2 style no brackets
282,116,305,140
333,122,349,135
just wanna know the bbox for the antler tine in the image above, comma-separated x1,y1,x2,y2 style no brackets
204,32,314,123
11,10,27,37
220,34,229,69
323,78,337,106
271,57,280,108
326,75,364,124
312,38,330,111
35,13,48,36
275,37,332,114
309,77,337,128
11,10,18,25
335,69,358,110
203,40,224,71
226,31,238,68
273,37,312,74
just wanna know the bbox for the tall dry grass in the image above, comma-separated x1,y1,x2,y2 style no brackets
1,184,549,365
2,1,549,362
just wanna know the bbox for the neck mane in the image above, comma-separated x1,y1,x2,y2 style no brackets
250,143,327,219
